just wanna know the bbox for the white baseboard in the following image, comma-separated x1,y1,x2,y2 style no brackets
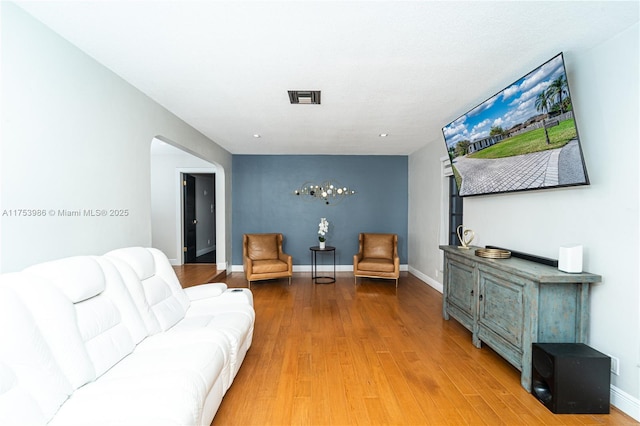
231,264,409,273
170,258,225,270
611,384,640,421
408,266,443,293
292,264,355,272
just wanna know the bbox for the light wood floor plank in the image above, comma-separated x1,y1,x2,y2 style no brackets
178,271,640,426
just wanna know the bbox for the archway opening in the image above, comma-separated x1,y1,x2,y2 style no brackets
150,137,226,269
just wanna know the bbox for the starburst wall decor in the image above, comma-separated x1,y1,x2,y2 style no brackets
293,180,356,205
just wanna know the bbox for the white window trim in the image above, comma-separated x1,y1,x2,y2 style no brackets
439,155,452,274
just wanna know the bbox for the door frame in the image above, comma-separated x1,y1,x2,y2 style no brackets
174,167,224,268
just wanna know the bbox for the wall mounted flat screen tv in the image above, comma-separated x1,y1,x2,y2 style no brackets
442,53,589,197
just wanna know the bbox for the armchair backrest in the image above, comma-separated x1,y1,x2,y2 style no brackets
360,233,397,259
244,234,283,260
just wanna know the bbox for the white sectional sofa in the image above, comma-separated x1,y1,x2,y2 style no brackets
0,247,254,425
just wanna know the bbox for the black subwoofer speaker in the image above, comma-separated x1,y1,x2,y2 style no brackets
531,343,610,414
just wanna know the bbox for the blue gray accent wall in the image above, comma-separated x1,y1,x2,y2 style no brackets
232,155,408,266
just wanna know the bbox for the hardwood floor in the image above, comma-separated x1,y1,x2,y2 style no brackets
172,263,225,288
176,268,637,425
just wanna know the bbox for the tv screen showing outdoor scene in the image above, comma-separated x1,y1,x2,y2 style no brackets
442,53,589,197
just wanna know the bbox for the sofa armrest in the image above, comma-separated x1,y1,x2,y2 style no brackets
243,257,253,276
278,253,292,267
184,283,228,301
353,253,363,269
188,288,254,310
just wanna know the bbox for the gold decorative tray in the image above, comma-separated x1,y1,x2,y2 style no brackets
475,248,511,259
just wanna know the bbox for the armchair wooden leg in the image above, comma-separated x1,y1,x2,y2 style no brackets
288,276,291,285
395,278,398,288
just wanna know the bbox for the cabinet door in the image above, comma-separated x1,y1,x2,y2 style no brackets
477,270,525,368
445,257,476,331
448,260,475,314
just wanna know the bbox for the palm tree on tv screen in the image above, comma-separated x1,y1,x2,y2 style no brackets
535,90,552,115
547,74,569,114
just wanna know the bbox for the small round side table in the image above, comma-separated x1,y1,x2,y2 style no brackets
309,246,336,284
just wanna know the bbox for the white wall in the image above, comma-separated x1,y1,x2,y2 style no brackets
0,3,233,272
409,23,639,418
408,141,446,292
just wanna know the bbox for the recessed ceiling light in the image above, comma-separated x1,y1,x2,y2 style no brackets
379,133,388,137
253,134,261,138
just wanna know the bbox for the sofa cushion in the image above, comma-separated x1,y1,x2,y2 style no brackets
180,306,255,386
6,274,99,390
358,257,396,272
363,234,394,259
247,234,278,260
23,257,145,381
93,257,148,345
0,280,73,424
106,248,190,333
109,246,157,280
49,340,227,426
0,360,49,425
24,256,106,303
251,259,289,274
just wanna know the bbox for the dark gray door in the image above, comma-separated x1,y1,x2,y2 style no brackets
183,173,197,263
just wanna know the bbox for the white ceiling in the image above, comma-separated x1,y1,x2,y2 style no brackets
15,1,639,155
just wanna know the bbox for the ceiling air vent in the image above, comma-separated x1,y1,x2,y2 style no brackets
288,90,321,105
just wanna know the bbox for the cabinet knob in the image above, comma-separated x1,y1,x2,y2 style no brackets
471,290,474,296
479,294,483,301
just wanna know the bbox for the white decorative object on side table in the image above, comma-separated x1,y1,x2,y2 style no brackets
318,217,329,249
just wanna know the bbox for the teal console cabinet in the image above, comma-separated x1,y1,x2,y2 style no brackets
440,245,602,391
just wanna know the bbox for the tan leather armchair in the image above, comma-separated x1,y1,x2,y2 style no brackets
243,233,292,288
353,233,400,287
